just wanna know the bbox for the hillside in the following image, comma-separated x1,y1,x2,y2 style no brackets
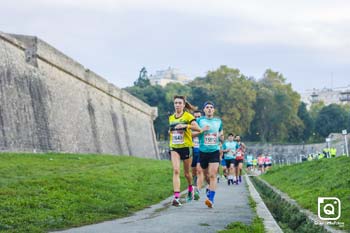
260,156,350,231
0,153,175,233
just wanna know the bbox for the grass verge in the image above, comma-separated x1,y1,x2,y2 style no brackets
260,156,350,231
251,176,327,233
0,152,180,233
218,217,265,233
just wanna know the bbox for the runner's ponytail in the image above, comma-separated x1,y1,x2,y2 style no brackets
173,95,197,112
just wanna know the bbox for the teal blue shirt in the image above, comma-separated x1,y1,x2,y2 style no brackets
223,140,238,159
197,117,223,153
246,155,253,165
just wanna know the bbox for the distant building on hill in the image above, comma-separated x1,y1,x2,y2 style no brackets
149,67,191,86
300,85,350,108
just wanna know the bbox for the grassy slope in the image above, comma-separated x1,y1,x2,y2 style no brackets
260,156,350,231
0,153,179,233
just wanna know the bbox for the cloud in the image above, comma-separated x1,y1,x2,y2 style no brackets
207,3,350,61
1,0,349,90
6,0,350,54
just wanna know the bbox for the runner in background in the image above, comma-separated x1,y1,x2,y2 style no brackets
245,151,253,173
264,154,272,171
234,147,244,184
222,133,238,185
192,110,203,200
257,153,265,174
217,134,225,183
235,136,246,183
252,156,258,172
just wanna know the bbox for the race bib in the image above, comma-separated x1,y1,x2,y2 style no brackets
204,133,217,145
172,130,184,144
236,151,243,160
193,137,199,148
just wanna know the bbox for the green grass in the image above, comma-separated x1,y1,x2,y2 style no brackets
219,216,265,233
260,156,350,231
251,177,328,232
248,195,257,211
0,152,181,233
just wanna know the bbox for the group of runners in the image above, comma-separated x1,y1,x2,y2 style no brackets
219,134,246,185
168,95,247,208
245,153,273,174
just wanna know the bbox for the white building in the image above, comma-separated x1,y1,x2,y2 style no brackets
301,85,350,108
149,67,191,86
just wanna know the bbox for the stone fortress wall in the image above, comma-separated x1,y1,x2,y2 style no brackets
0,32,159,159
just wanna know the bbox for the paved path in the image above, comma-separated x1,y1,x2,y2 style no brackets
55,178,253,233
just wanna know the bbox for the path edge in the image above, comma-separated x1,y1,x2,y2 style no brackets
245,174,283,233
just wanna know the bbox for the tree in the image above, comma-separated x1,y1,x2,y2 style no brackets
248,69,302,142
339,103,350,131
134,67,151,88
163,83,192,104
125,66,311,143
297,102,314,141
315,104,349,137
125,81,195,140
188,82,214,108
189,65,256,137
309,101,325,121
247,84,273,142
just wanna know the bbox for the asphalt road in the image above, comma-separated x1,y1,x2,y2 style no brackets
55,177,253,233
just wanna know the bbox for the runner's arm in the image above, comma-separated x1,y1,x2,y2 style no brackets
192,124,210,137
241,142,247,152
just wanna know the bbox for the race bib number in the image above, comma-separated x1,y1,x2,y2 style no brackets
193,137,199,148
172,130,184,144
204,133,217,145
236,151,243,160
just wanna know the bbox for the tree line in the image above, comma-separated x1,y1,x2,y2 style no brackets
124,65,350,143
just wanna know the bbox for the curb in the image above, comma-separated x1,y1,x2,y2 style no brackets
245,174,283,233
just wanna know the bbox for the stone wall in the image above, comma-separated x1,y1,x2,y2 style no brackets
246,133,349,164
0,32,159,159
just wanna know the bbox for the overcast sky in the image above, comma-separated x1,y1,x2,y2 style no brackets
1,0,350,93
